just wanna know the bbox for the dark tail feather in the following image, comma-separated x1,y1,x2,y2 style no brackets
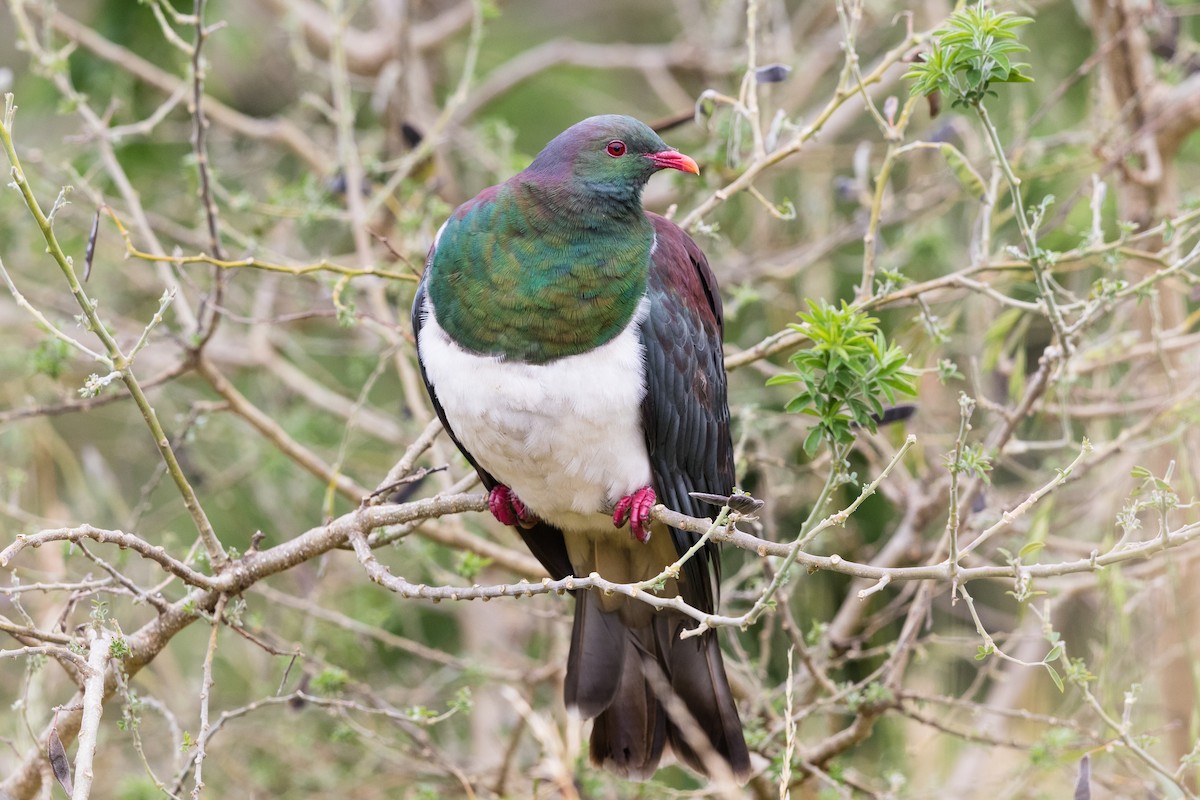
568,603,749,780
564,590,626,718
588,633,667,779
664,624,751,780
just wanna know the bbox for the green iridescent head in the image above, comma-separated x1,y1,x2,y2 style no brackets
526,115,699,207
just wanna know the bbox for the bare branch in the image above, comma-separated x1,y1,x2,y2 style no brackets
69,629,112,800
1,526,220,590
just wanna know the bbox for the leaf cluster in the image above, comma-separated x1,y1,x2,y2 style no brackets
905,7,1033,107
768,300,918,456
946,441,993,484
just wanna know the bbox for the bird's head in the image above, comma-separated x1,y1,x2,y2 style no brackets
525,115,699,207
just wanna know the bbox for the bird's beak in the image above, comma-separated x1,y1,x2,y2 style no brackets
645,149,700,175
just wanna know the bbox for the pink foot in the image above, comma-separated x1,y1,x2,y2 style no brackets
488,485,537,529
613,486,656,543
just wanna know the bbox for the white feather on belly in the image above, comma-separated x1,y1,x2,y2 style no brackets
418,295,653,535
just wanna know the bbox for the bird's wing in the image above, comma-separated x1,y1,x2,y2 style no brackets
411,263,576,582
638,213,734,615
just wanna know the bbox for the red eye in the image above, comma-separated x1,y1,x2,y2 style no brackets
606,140,627,157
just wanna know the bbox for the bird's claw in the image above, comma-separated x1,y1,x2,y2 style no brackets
488,485,537,529
613,486,656,543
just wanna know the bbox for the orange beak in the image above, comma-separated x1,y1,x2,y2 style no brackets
645,149,700,175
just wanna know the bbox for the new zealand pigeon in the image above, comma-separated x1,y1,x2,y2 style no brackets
412,115,750,780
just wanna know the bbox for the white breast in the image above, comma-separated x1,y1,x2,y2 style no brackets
418,295,653,533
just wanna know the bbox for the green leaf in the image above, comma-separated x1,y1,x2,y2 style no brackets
1003,67,1034,84
803,426,824,456
1045,663,1065,693
1007,345,1027,404
785,395,813,414
455,552,493,581
939,143,988,201
312,667,350,695
1017,541,1045,560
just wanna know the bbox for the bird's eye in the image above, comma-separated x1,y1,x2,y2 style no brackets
606,140,627,157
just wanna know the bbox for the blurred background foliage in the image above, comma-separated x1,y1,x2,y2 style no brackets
1,0,1199,798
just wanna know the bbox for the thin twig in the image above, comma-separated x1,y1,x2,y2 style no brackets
190,594,226,800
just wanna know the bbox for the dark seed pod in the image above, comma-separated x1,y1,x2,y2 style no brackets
755,64,792,84
49,728,73,795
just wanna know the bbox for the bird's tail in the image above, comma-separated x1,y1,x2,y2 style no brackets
565,590,750,780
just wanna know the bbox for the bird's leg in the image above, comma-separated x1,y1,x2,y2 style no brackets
488,484,538,529
613,486,656,543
